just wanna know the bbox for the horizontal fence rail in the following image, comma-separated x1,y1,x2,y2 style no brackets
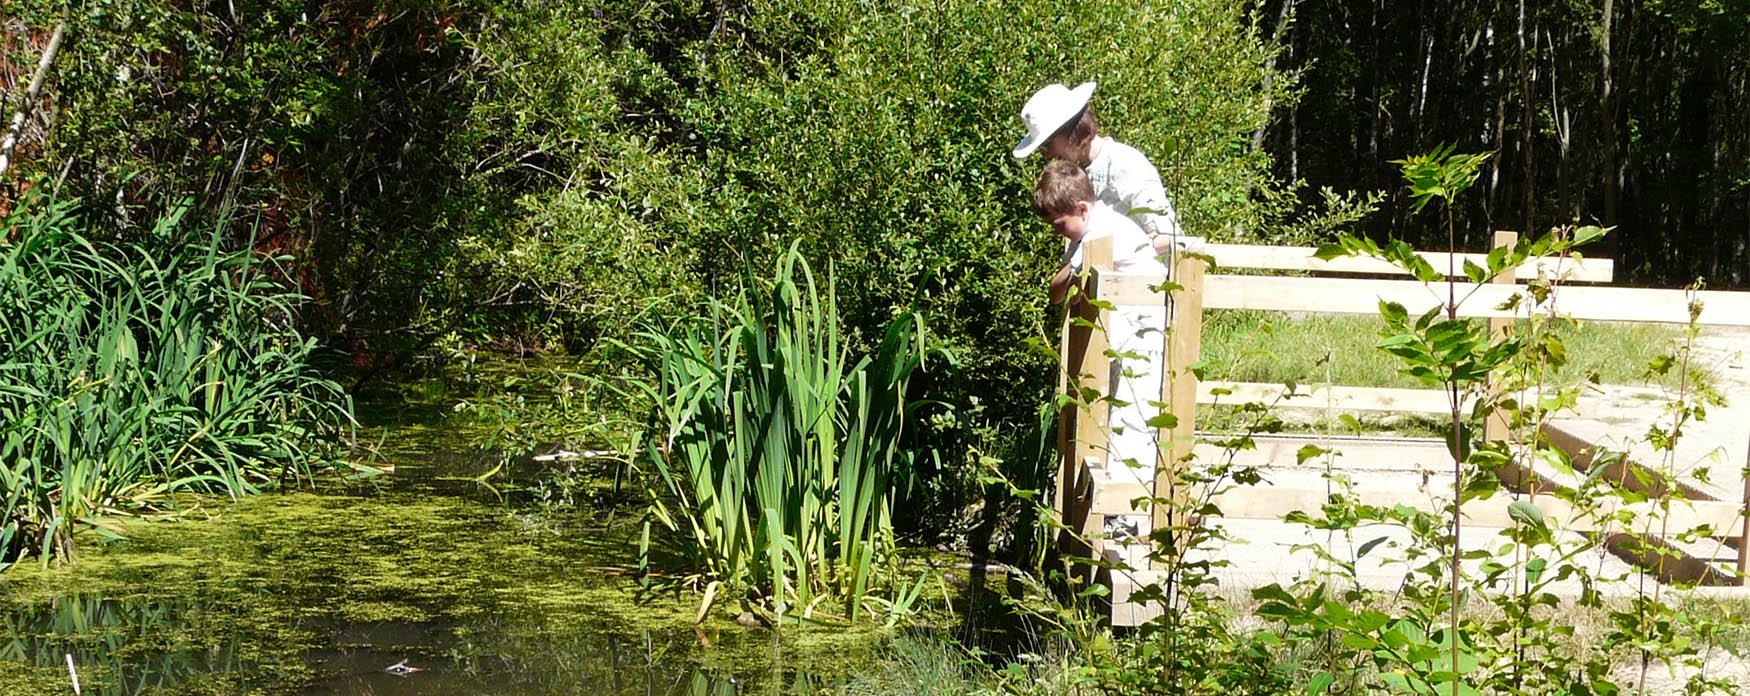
1100,273,1750,326
1091,479,1745,534
1199,380,1462,414
1205,243,1615,282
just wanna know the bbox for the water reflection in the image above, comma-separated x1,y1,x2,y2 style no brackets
0,593,272,694
2,591,773,694
293,618,751,695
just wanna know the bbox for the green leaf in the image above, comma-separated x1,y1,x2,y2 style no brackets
1252,583,1297,606
1508,500,1547,528
1313,243,1350,261
1340,633,1379,650
1338,413,1363,436
1462,258,1488,284
1571,225,1610,246
1526,558,1547,584
1380,301,1409,328
1485,245,1512,275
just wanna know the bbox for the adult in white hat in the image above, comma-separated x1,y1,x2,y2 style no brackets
1015,82,1200,257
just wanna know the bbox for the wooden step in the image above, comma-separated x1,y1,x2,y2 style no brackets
1090,475,1742,535
1195,434,1451,473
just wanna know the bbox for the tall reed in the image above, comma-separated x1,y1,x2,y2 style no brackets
0,197,351,569
630,246,929,623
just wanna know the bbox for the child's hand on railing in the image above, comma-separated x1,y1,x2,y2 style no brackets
1151,234,1207,258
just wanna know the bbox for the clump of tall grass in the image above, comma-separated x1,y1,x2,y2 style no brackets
627,247,931,624
0,197,351,570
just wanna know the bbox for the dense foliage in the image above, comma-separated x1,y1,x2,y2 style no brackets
0,198,350,570
4,0,1314,544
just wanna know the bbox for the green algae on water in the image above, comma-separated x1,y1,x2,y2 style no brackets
0,488,891,693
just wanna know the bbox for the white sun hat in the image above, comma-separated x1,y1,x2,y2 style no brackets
1012,81,1097,159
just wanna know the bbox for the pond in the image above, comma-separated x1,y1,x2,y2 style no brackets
0,393,895,695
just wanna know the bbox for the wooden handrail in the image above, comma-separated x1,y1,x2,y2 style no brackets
1204,242,1614,283
1097,273,1750,326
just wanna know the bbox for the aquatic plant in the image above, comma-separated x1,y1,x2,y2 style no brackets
628,246,931,623
0,196,352,570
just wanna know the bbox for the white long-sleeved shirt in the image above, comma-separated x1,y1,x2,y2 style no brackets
1062,202,1163,273
1085,136,1185,244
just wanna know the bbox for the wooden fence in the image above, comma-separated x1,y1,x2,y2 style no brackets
1056,233,1750,626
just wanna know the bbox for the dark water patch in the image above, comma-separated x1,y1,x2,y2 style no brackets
0,592,312,695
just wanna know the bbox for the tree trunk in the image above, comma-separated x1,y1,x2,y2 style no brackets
1416,32,1435,150
1601,0,1618,228
1518,0,1534,235
1252,0,1299,153
0,19,69,183
1488,19,1504,209
1548,28,1571,222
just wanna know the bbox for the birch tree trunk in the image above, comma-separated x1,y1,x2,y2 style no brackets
1252,0,1299,152
0,19,68,183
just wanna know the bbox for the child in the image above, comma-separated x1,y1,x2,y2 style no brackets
1034,160,1162,304
1014,82,1203,258
1034,159,1167,540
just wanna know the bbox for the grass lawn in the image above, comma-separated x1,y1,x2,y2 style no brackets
1199,310,1687,390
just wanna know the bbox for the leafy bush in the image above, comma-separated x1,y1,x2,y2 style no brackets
0,197,351,570
627,247,931,623
9,0,1356,548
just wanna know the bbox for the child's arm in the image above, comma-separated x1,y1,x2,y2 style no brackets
1050,238,1084,304
1049,262,1075,304
1128,169,1204,260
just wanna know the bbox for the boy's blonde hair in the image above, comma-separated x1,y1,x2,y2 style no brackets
1034,160,1094,218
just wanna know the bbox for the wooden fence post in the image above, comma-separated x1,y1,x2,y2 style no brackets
1738,430,1749,586
1075,238,1114,545
1154,253,1205,545
1053,296,1076,530
1056,236,1114,557
1484,230,1517,446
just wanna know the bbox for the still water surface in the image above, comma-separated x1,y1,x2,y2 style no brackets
0,405,866,695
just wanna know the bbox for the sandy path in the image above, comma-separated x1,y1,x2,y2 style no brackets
1554,327,1750,509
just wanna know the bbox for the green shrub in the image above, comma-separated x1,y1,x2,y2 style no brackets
0,197,352,570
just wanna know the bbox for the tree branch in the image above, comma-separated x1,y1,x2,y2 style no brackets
0,16,68,183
